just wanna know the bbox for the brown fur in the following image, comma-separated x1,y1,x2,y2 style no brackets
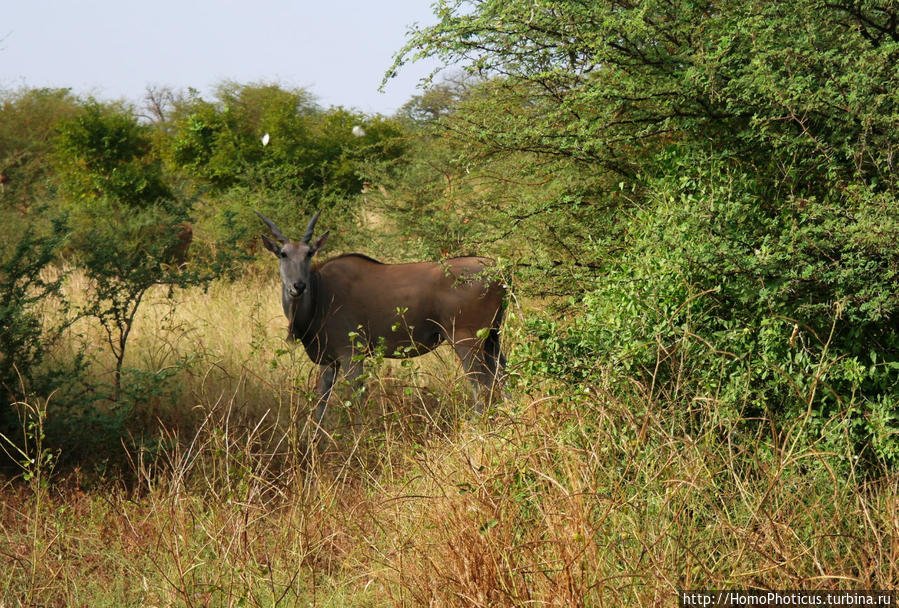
259,211,506,425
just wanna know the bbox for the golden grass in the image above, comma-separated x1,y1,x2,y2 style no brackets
2,272,897,606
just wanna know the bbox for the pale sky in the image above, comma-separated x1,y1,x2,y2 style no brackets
0,0,444,116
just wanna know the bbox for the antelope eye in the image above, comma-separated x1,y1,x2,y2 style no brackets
279,251,287,259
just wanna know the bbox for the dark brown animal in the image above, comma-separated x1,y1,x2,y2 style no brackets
258,210,506,424
150,222,192,267
168,223,193,267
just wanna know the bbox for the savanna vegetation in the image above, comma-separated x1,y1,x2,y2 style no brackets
2,1,898,605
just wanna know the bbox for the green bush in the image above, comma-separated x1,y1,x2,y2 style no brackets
0,88,80,215
394,0,899,468
54,101,172,208
165,82,407,199
521,145,899,467
0,217,70,458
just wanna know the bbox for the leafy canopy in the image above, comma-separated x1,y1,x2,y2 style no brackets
389,0,899,466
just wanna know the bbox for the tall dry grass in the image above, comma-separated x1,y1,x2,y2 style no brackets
1,271,897,606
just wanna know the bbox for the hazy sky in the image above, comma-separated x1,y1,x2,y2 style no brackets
1,0,445,116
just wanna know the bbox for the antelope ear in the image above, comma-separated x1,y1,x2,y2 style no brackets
261,234,282,256
311,230,329,254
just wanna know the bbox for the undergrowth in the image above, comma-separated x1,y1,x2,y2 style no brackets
1,274,896,607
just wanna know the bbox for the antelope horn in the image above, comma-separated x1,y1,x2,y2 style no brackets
255,211,288,244
302,210,322,244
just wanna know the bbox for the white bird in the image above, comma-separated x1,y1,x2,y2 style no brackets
261,133,270,146
351,125,366,138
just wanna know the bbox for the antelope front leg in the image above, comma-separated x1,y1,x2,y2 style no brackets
313,361,339,427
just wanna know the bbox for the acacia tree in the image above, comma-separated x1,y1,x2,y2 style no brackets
393,1,898,178
389,0,899,465
165,82,404,196
0,219,71,446
163,81,408,248
166,83,319,194
54,101,229,406
0,88,81,237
